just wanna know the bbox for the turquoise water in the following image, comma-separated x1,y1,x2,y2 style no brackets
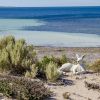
0,19,45,31
0,7,100,47
0,29,100,47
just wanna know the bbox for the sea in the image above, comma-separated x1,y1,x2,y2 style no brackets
0,6,100,47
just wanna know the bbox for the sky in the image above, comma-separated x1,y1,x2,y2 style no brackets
0,0,100,7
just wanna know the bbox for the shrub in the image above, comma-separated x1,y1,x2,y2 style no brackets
83,61,90,70
25,64,38,78
36,56,57,79
0,75,51,100
36,55,68,80
0,80,28,100
89,59,100,73
0,80,11,97
36,56,53,72
0,36,37,75
45,62,60,82
58,55,68,66
36,55,67,71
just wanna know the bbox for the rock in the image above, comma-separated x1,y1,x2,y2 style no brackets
62,92,71,99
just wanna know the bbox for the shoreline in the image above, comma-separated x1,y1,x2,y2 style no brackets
35,46,100,63
0,30,100,47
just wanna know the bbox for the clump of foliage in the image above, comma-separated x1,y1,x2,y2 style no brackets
45,62,60,82
36,55,68,79
36,56,54,74
0,36,37,75
0,75,51,100
60,54,68,65
63,92,70,99
89,59,100,73
25,64,38,78
37,55,68,70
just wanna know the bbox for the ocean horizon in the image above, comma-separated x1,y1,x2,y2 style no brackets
0,6,100,47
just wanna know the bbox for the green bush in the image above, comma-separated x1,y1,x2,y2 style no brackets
36,56,56,79
36,56,54,72
45,62,60,82
36,55,67,71
0,75,51,100
25,64,38,78
89,59,100,73
58,54,68,66
0,36,37,75
36,55,68,79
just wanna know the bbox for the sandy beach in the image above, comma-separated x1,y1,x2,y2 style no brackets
46,73,100,100
35,47,100,100
0,46,100,100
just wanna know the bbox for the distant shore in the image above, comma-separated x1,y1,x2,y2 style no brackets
35,46,100,63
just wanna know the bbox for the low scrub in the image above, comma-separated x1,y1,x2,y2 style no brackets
36,55,68,79
25,64,38,78
45,62,60,82
0,36,37,75
0,75,51,100
89,59,100,73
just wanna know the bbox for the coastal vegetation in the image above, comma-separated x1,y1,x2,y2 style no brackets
35,55,68,79
0,36,37,75
0,36,100,99
45,62,60,82
0,36,51,99
0,75,50,100
25,64,38,78
89,59,100,73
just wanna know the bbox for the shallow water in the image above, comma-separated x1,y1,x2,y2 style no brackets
0,19,45,31
0,30,100,47
0,7,100,47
